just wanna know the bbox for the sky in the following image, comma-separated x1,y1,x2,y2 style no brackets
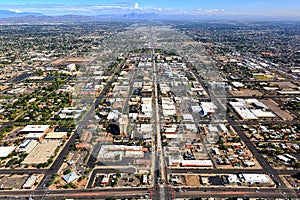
0,0,299,16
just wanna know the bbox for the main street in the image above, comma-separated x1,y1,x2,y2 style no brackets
175,187,300,199
152,32,167,200
0,188,149,199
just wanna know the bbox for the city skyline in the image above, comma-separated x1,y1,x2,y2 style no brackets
0,0,300,16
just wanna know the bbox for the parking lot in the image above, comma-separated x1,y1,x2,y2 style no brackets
0,174,28,189
22,140,61,164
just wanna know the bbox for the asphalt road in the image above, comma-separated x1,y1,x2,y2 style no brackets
0,188,149,199
175,186,300,199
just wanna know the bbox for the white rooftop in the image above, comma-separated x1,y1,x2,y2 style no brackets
181,160,213,166
250,109,276,118
182,114,194,121
242,174,270,183
0,146,15,157
20,125,50,133
25,132,45,139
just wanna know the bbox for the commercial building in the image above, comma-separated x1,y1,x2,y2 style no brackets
17,140,38,153
137,124,153,134
250,109,276,118
22,140,61,164
167,155,182,167
277,155,291,163
125,151,144,158
227,174,240,184
229,102,258,120
25,132,47,142
44,132,68,140
22,175,40,189
0,146,15,158
164,124,177,134
118,115,128,136
231,82,245,88
199,102,217,115
161,97,176,116
19,125,50,134
107,110,120,121
57,107,83,119
181,160,213,168
165,134,183,140
229,99,276,120
239,174,270,184
182,114,194,122
97,145,144,162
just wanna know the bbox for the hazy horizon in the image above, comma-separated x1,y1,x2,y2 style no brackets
1,0,300,17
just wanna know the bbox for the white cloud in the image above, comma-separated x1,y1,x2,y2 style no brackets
8,9,22,13
134,2,139,9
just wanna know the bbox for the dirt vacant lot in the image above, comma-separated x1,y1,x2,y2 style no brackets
185,175,201,186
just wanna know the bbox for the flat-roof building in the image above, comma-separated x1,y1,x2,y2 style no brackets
182,114,194,122
17,140,38,153
20,125,50,134
227,174,240,184
199,102,217,115
25,132,47,142
277,155,291,163
0,146,15,158
240,174,270,184
125,151,144,158
23,175,40,189
229,102,258,120
45,132,68,139
250,109,276,118
181,160,213,168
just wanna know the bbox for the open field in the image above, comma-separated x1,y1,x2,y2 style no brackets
261,99,294,121
185,175,201,186
51,57,95,65
229,89,263,97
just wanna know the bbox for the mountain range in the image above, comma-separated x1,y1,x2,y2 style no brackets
0,10,43,19
0,9,299,24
